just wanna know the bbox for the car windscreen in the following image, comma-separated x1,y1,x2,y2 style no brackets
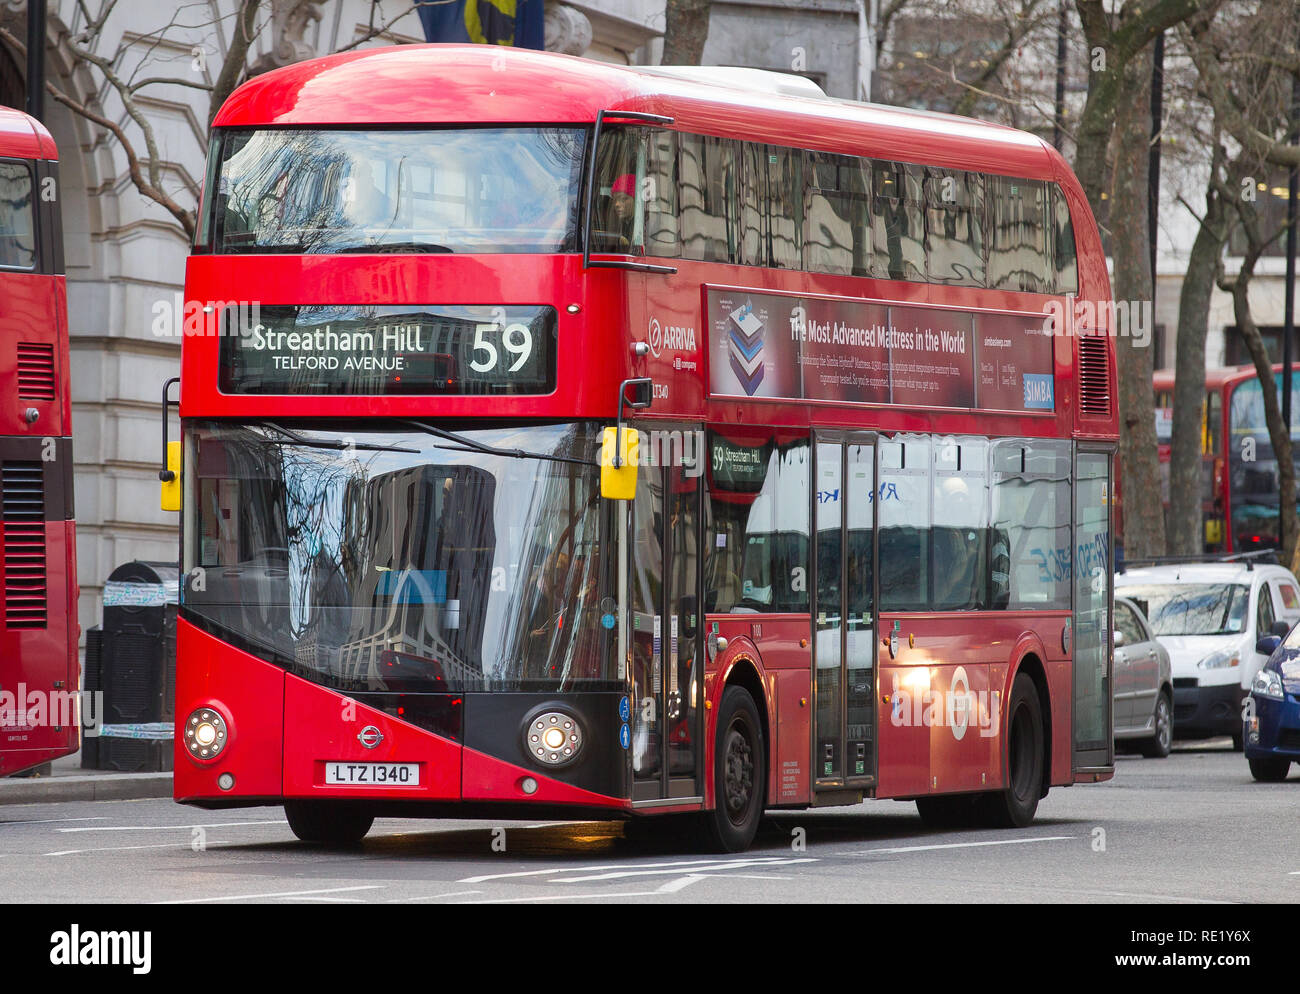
1116,583,1250,637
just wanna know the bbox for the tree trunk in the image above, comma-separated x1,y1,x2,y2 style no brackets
209,0,261,127
661,0,712,65
1111,40,1165,558
1167,155,1228,555
1228,234,1297,565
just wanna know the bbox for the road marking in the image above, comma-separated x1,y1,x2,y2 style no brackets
47,842,215,857
159,885,383,904
454,876,707,903
289,896,371,903
56,820,287,833
847,836,1076,856
0,817,107,828
460,855,810,884
386,891,483,903
554,858,815,883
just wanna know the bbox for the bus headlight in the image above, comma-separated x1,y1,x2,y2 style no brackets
185,707,229,761
524,711,583,768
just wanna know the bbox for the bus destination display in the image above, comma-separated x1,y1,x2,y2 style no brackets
219,304,557,395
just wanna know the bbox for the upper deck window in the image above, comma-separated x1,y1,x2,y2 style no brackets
593,125,1080,295
201,128,586,255
0,160,36,270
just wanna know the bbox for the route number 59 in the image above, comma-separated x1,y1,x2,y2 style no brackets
471,322,533,373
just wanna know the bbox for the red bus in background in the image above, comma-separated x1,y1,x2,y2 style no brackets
0,105,78,777
173,46,1116,851
1154,365,1300,554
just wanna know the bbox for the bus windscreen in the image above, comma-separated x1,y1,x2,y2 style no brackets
203,127,586,255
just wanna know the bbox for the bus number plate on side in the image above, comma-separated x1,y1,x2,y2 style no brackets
324,763,420,786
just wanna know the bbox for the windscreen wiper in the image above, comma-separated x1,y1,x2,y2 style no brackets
256,421,419,454
400,420,597,468
332,242,455,254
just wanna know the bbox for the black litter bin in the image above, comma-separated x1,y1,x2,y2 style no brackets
82,561,177,772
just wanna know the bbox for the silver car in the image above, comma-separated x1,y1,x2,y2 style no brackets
1114,596,1174,757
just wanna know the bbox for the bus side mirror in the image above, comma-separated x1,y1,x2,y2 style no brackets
600,426,639,500
159,376,180,511
160,441,181,512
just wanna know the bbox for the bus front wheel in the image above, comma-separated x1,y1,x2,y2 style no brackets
284,800,374,845
979,673,1044,828
703,686,766,853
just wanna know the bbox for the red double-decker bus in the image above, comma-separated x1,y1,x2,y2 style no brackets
1154,365,1300,554
172,46,1116,851
0,104,78,777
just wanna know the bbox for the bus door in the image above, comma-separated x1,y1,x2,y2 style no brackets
629,424,704,804
812,431,877,790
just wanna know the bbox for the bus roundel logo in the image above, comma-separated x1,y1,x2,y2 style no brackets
358,725,384,749
647,317,663,358
949,667,973,741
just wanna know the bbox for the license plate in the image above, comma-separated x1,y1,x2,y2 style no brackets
324,762,419,786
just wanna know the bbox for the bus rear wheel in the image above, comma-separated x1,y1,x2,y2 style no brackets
979,673,1044,828
284,800,374,845
702,686,766,853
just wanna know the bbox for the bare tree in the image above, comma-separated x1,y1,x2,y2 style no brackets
1073,0,1206,209
1166,2,1295,556
1110,36,1166,557
1,1,412,239
1216,190,1296,565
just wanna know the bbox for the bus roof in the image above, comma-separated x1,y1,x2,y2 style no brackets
212,44,1061,181
0,104,57,160
1153,364,1299,392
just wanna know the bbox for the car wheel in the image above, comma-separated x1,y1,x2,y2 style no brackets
284,800,374,845
978,673,1044,828
1248,757,1291,782
1138,691,1173,759
701,686,765,853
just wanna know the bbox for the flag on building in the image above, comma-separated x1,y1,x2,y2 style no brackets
417,0,545,49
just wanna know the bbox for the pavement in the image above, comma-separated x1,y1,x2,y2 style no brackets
0,750,171,805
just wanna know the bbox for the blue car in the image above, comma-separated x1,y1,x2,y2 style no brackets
1244,621,1300,781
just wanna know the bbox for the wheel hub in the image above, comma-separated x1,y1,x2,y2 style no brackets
724,725,754,819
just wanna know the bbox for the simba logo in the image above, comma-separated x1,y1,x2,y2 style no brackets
50,926,151,974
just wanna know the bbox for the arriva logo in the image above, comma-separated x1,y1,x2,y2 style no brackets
647,316,696,357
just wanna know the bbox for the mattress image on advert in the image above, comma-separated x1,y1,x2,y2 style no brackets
707,291,799,398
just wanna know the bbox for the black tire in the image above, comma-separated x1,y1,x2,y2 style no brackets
284,800,374,845
978,673,1045,828
1248,756,1291,782
916,794,980,829
1137,691,1173,759
703,686,766,853
1231,731,1245,752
